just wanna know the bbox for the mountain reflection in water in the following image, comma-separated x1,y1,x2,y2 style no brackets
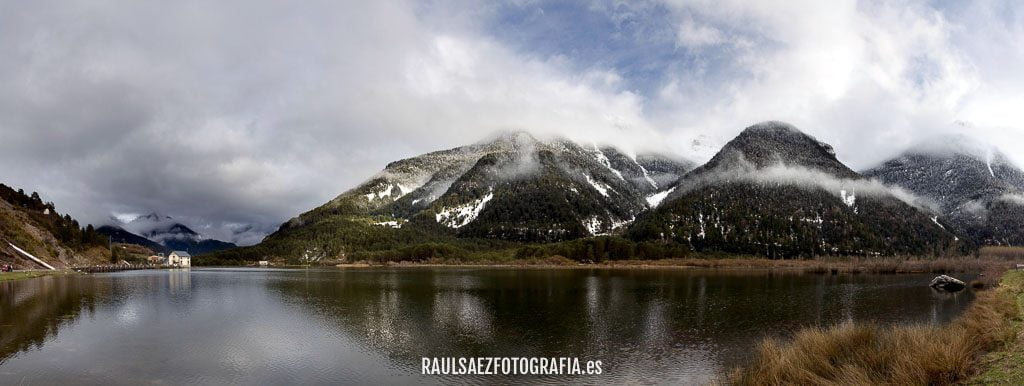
0,268,975,384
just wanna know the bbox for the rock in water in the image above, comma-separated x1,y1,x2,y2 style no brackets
930,275,966,292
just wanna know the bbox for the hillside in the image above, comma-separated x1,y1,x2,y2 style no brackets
212,132,693,263
207,124,983,265
864,137,1024,246
626,122,963,258
0,184,110,268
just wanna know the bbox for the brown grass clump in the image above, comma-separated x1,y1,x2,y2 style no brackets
731,272,1021,386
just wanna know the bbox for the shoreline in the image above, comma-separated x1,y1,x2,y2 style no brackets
731,268,1024,385
0,270,78,283
323,256,1017,276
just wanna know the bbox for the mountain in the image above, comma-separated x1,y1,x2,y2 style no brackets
109,213,237,255
97,225,168,254
626,122,962,258
226,131,694,262
864,136,1024,246
0,184,110,268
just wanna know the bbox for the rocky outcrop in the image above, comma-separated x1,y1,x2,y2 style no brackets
930,275,966,292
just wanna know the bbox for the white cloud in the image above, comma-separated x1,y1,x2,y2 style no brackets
0,0,1021,244
676,17,724,47
0,0,660,244
678,159,939,212
651,0,1021,169
1001,194,1024,206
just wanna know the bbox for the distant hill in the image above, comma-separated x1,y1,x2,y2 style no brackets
0,184,110,268
626,122,963,258
97,225,168,254
865,136,1024,246
103,213,237,255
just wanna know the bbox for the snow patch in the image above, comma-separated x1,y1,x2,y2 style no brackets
582,215,634,236
373,220,403,228
364,183,416,202
364,184,393,201
646,187,676,207
582,217,602,236
840,189,856,210
840,189,855,207
435,191,495,228
609,216,633,231
633,157,658,189
930,216,945,230
986,151,996,177
697,212,706,239
583,174,611,197
591,145,625,180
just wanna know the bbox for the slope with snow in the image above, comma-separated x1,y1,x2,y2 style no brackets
262,131,696,255
628,121,961,257
865,138,1024,245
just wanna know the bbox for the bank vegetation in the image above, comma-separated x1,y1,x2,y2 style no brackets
730,269,1024,385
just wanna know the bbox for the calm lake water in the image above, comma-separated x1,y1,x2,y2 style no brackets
0,268,975,384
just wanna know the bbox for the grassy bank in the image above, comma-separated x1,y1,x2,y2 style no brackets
0,270,76,282
967,271,1024,384
731,270,1024,385
330,255,1014,277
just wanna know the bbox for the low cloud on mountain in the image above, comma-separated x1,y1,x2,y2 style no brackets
678,160,940,213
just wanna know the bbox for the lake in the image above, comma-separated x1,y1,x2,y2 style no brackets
0,267,976,384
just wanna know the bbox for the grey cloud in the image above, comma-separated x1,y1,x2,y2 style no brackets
1,1,1022,245
0,1,659,244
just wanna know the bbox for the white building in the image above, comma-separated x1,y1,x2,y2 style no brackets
168,251,192,267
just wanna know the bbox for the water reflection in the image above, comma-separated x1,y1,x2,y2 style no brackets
265,268,976,384
168,269,191,295
0,275,110,364
0,268,976,384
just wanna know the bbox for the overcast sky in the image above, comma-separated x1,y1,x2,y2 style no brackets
1,0,1021,245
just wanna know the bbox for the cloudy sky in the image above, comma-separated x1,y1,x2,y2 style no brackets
1,0,1021,245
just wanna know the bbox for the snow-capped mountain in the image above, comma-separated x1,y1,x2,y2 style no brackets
261,131,693,258
864,136,1024,245
627,122,962,257
97,225,168,253
102,213,237,255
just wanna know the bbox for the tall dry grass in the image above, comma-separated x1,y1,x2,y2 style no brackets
730,273,1021,385
598,256,1019,276
981,246,1024,260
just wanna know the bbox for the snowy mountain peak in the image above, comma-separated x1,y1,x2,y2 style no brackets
866,139,1024,246
693,121,855,179
280,131,696,244
104,211,238,254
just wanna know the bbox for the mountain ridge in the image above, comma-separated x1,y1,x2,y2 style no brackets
207,124,985,264
627,121,962,257
865,136,1024,246
100,212,237,255
221,132,694,262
